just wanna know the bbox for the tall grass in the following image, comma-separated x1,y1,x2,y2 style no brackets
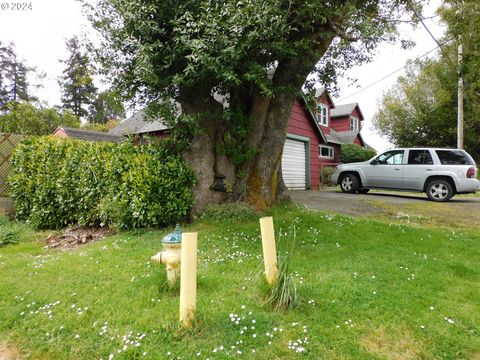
264,225,299,311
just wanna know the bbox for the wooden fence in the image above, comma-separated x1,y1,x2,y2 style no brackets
0,134,24,196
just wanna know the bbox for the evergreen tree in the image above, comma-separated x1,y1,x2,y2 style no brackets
58,36,97,118
0,41,39,109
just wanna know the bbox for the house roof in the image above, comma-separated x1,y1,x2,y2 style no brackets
109,110,169,136
52,127,123,143
297,97,328,144
325,129,366,146
330,102,364,120
315,87,335,108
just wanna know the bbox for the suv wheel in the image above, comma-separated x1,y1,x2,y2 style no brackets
340,173,360,193
426,180,453,202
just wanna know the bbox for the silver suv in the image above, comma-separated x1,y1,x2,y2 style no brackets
331,148,479,202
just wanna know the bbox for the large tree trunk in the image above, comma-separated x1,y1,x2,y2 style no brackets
181,88,236,214
183,35,334,214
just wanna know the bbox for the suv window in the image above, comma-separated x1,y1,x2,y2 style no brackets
435,150,474,165
376,150,404,165
408,150,434,165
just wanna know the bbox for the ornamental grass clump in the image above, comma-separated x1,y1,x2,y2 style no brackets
264,226,299,311
264,255,299,311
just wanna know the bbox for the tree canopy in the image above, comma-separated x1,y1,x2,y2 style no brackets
0,41,41,108
86,0,422,212
0,102,80,135
58,36,97,119
88,89,125,124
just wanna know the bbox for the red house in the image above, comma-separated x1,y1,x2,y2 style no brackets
110,87,371,191
281,88,370,190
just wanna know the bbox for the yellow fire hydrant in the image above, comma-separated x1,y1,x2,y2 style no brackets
151,224,182,287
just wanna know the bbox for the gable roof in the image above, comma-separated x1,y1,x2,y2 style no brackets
109,110,169,136
330,102,364,120
325,129,366,146
315,86,335,108
52,127,123,143
297,96,328,144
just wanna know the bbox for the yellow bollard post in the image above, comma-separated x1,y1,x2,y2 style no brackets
179,232,198,328
259,217,278,285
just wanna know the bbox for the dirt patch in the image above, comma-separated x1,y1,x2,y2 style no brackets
45,227,114,250
0,342,20,360
360,326,421,360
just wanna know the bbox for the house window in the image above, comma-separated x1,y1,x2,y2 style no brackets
317,104,328,127
319,145,334,159
350,116,359,131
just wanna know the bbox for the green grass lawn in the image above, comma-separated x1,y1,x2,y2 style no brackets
1,204,479,359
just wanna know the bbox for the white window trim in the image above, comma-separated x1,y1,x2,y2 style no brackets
317,103,329,127
319,145,334,159
350,116,359,131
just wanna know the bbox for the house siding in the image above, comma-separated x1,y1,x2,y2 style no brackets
331,107,363,132
317,94,332,135
52,129,68,138
353,136,363,146
286,99,321,189
330,116,350,132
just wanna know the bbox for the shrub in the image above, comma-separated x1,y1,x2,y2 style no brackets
320,167,335,186
340,144,377,163
200,202,260,224
9,136,195,229
0,228,18,247
0,215,19,247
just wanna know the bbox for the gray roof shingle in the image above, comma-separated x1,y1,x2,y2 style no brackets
330,103,358,118
55,127,123,143
109,111,169,136
325,129,362,145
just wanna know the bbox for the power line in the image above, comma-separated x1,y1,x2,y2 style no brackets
338,38,453,102
410,6,444,49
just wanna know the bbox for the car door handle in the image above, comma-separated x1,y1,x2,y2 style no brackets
394,168,400,170
425,169,433,171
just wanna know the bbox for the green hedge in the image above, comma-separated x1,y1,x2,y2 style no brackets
9,137,195,229
340,144,377,164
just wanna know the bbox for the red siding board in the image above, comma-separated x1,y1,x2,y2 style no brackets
331,116,351,132
351,107,363,120
287,99,322,189
286,98,368,189
354,135,363,146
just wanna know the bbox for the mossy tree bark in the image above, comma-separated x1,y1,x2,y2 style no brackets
182,39,332,214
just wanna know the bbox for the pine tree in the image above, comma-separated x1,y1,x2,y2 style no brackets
58,36,97,118
0,41,39,109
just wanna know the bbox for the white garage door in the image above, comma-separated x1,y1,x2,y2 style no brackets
282,138,306,190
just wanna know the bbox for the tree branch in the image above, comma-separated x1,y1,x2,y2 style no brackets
329,22,360,42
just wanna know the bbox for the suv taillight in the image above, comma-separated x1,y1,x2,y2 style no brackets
467,167,475,178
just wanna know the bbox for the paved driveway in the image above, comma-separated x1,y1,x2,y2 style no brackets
290,187,480,217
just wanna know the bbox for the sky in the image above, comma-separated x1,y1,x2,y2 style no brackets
0,0,446,151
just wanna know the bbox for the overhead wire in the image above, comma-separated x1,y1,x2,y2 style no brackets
338,6,451,102
337,38,453,102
